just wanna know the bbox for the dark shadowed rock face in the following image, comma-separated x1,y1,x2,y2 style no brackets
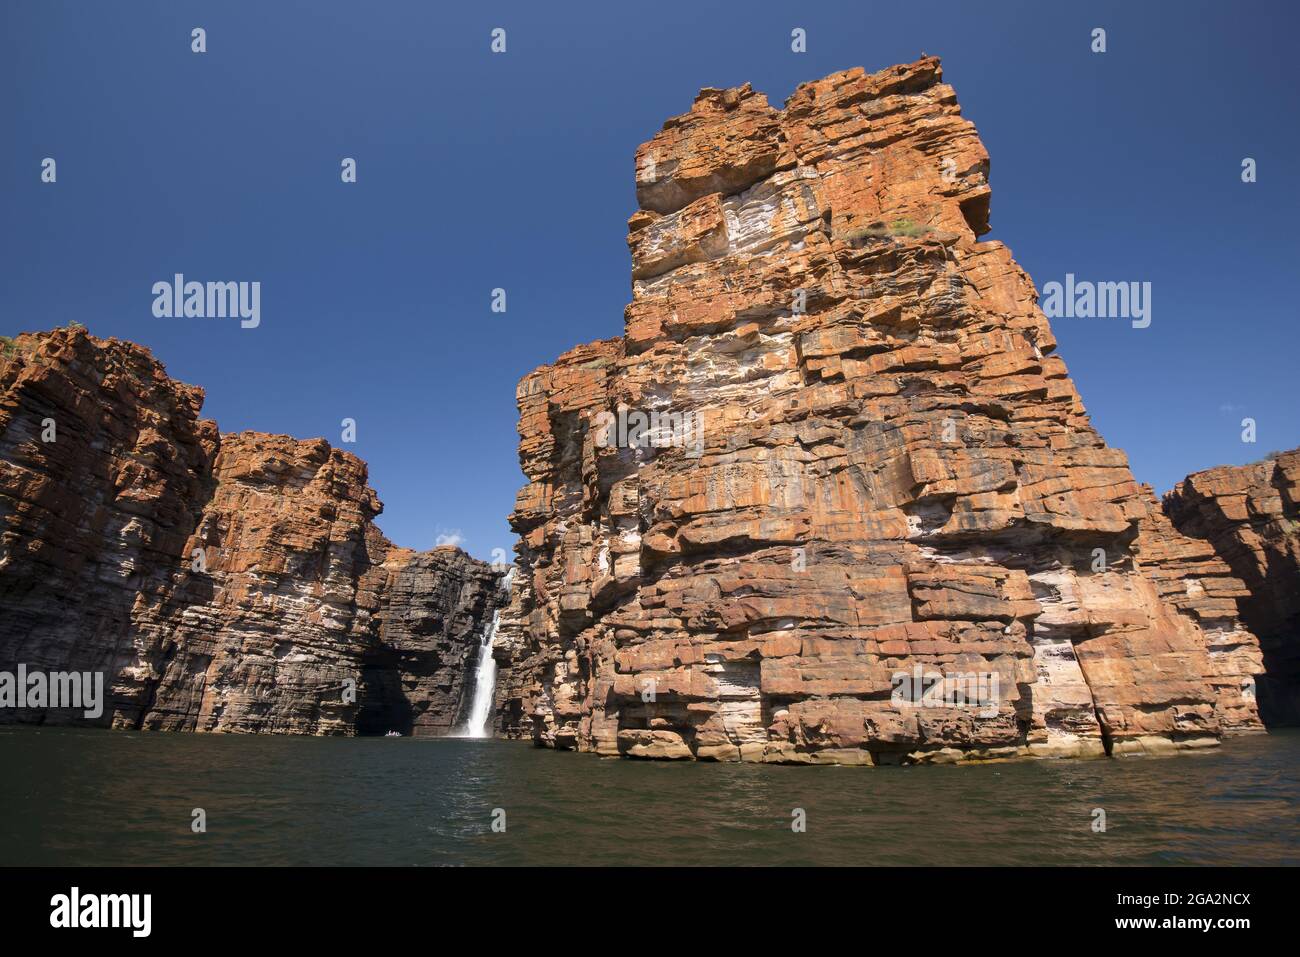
360,547,509,737
493,58,1269,765
1165,450,1300,724
0,327,505,734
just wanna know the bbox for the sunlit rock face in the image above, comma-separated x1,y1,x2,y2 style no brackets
495,57,1266,764
0,327,505,734
1165,450,1300,725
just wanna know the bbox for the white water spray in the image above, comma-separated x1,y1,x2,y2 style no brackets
463,611,500,738
460,567,516,739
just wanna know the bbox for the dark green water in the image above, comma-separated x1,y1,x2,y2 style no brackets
1,727,1297,866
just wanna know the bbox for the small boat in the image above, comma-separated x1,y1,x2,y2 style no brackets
384,731,402,737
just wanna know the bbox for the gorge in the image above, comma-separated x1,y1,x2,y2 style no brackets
1,58,1297,766
0,326,509,735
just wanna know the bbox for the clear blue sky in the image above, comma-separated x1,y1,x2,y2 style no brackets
3,0,1297,560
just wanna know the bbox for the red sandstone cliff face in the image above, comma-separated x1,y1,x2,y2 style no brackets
0,328,504,734
1165,450,1300,723
134,431,395,734
0,328,216,726
493,58,1267,764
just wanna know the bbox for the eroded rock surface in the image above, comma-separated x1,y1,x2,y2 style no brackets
494,58,1267,764
1165,450,1300,723
0,328,505,734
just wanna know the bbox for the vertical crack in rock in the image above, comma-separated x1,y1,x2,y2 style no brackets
494,57,1268,764
0,327,508,734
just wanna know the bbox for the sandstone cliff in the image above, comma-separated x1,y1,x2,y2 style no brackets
0,327,505,734
1165,449,1300,724
493,58,1268,764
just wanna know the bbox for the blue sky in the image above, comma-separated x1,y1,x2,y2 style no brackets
3,0,1296,560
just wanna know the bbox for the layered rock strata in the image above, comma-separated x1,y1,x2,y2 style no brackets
1165,450,1300,724
0,327,505,734
494,58,1268,764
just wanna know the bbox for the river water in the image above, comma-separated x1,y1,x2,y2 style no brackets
1,726,1296,866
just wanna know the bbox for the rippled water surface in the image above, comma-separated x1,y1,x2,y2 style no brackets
1,727,1297,866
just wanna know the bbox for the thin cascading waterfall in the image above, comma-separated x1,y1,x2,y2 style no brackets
460,566,516,739
463,610,500,738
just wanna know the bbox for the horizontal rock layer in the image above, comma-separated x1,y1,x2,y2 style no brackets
1165,449,1300,724
0,328,505,734
494,57,1269,764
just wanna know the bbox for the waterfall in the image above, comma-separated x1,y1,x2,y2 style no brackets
459,566,516,739
462,611,500,738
